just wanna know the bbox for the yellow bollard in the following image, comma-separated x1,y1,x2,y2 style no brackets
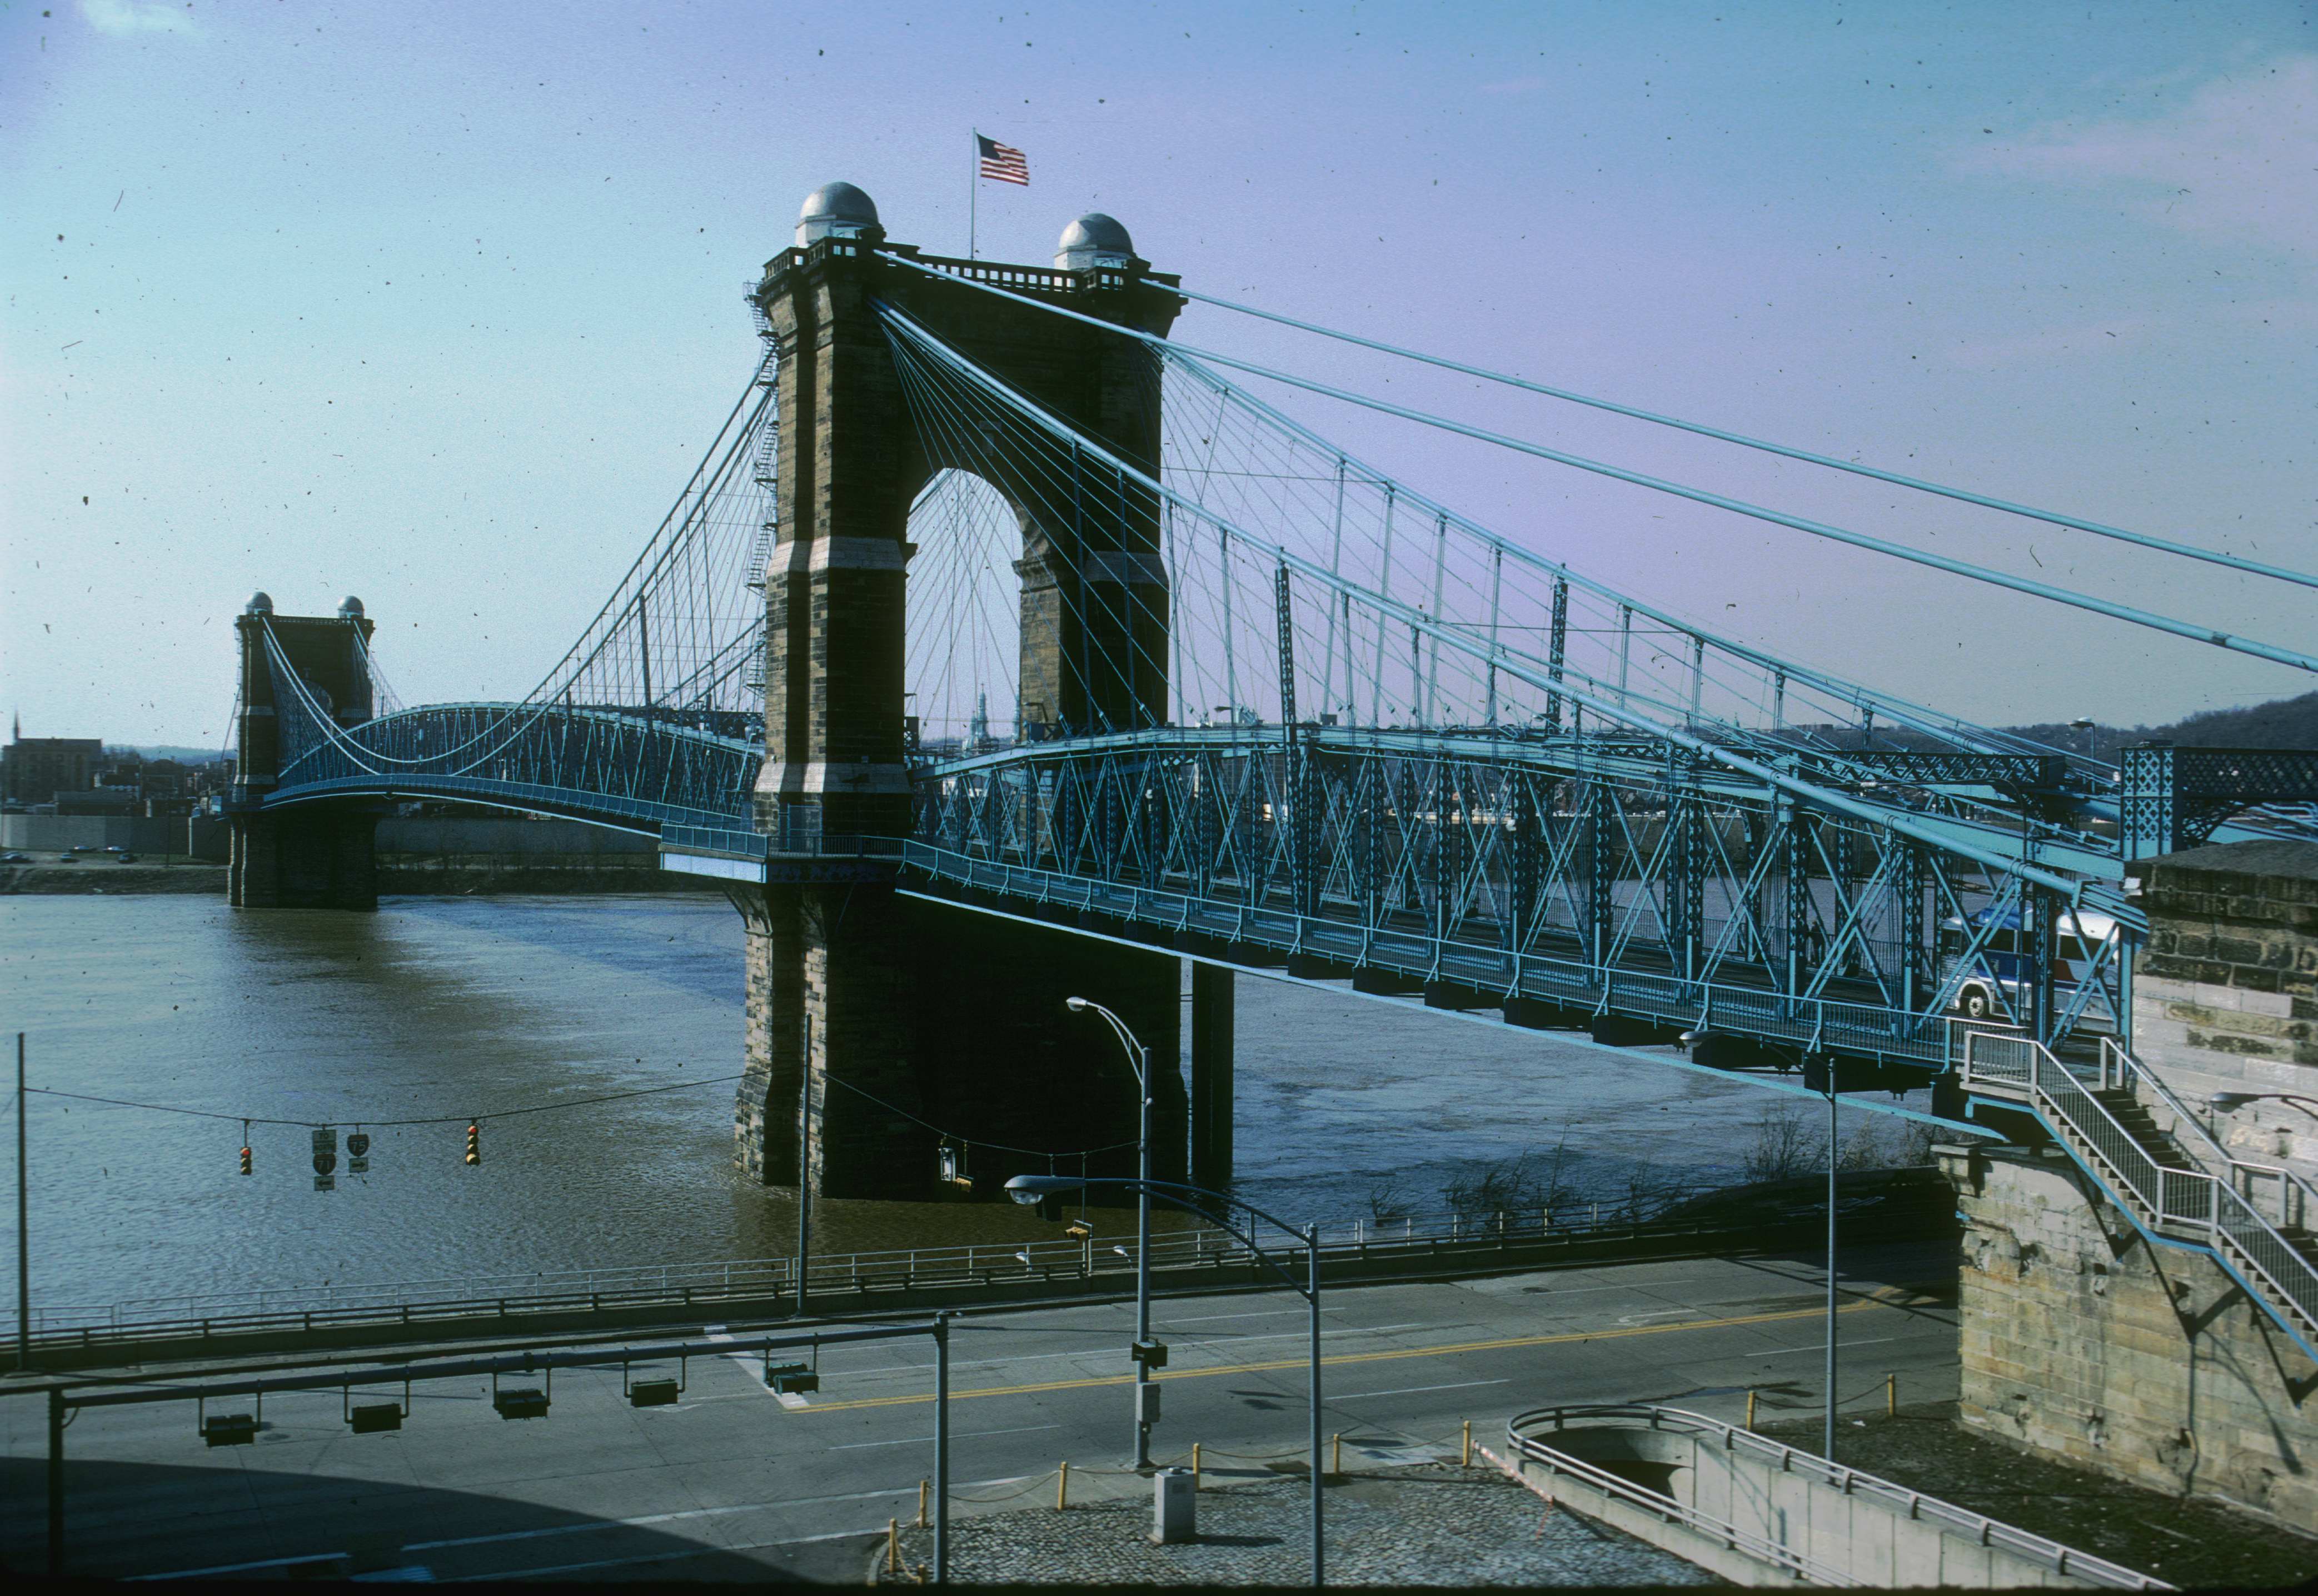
886,1519,900,1575
1887,1373,1897,1418
918,1479,928,1528
1333,1432,1342,1477
1746,1389,1757,1431
1461,1418,1472,1467
1192,1442,1202,1492
1058,1459,1069,1510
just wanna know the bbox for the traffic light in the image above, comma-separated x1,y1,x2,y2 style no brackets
465,1122,481,1166
238,1144,252,1176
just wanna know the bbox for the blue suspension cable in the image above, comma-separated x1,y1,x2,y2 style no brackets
1169,282,2318,595
877,301,2089,901
880,255,2318,680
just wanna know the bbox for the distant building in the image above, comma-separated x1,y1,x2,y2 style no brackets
3,717,102,806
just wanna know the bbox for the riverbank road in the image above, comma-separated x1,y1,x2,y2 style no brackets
0,1241,1957,1582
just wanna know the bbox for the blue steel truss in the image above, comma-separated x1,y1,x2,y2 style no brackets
242,246,2318,1075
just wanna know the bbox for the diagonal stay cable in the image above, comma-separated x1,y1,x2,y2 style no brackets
882,253,2318,679
1170,281,2318,594
877,300,2090,900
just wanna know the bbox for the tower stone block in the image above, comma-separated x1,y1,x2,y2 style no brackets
736,189,1192,1198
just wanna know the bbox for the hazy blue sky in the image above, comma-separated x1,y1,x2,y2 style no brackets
4,0,2311,744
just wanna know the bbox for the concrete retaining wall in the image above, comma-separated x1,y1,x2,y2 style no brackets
1500,1418,2136,1588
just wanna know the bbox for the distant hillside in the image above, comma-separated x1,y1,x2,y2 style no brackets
2007,691,2318,759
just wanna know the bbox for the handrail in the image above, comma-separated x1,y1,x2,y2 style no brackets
1959,1031,2318,1351
2099,1038,2318,1235
1506,1404,2167,1590
2,1190,1811,1348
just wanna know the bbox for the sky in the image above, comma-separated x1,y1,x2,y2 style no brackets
3,0,2312,746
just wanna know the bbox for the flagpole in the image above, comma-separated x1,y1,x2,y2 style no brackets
969,128,978,260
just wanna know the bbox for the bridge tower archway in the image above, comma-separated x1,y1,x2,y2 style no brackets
733,191,1191,1199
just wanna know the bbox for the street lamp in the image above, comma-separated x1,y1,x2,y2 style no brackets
1683,1028,1840,1458
1008,1173,1326,1587
1065,995,1157,1469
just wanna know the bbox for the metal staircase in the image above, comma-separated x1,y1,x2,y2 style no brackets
1958,1030,2318,1359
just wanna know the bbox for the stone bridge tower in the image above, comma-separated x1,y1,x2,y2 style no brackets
228,592,381,910
732,184,1196,1201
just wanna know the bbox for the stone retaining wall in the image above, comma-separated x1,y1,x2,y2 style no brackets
1941,1140,2317,1532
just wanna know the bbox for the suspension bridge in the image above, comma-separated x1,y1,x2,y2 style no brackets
226,182,2318,1238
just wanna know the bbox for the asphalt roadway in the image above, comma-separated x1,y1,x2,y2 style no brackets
0,1240,1958,1582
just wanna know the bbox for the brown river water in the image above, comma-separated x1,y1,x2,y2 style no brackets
0,891,1885,1313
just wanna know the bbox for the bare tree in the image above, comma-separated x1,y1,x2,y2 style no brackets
1741,1101,1828,1182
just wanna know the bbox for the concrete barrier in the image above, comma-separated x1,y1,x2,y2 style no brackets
1499,1405,2164,1589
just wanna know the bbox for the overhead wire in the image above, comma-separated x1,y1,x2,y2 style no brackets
24,1074,749,1131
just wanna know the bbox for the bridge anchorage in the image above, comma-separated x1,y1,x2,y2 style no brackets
232,180,2318,1205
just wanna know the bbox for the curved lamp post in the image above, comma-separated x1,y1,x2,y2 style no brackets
2211,1090,2318,1124
1008,1173,1325,1588
1064,996,1156,1468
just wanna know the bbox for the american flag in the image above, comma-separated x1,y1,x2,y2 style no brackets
976,134,1029,186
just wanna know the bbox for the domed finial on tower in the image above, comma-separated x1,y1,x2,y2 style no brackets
796,182,884,246
245,591,274,616
1056,213,1136,271
337,596,365,619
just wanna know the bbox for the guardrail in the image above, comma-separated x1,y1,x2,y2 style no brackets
1505,1403,2167,1590
1958,1031,2318,1354
4,1191,1809,1355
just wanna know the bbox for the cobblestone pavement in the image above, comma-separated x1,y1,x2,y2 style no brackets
880,1463,1719,1585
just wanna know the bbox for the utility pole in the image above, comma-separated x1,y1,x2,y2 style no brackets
16,1033,28,1371
1825,1074,1839,1460
796,1016,812,1320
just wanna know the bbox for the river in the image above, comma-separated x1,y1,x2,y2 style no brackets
0,892,1885,1314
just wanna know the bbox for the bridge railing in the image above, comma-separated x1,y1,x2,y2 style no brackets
902,840,1950,1068
3,1189,1819,1355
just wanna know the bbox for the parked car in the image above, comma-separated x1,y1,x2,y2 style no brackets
0,852,29,864
115,852,138,863
55,853,78,862
103,845,125,854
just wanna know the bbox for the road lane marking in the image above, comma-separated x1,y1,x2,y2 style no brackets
447,1524,888,1583
409,1504,760,1551
794,1293,1908,1414
402,1476,1034,1555
833,1321,1432,1378
1760,1335,1898,1356
129,1551,350,1582
703,1326,808,1407
1338,1378,1509,1399
830,1422,1063,1451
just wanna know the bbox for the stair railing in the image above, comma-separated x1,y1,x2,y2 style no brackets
2101,1036,2318,1236
1962,1030,2318,1346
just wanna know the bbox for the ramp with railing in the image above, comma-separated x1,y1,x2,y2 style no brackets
1500,1403,2167,1588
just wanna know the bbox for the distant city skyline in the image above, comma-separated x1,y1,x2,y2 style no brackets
3,1,2311,742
